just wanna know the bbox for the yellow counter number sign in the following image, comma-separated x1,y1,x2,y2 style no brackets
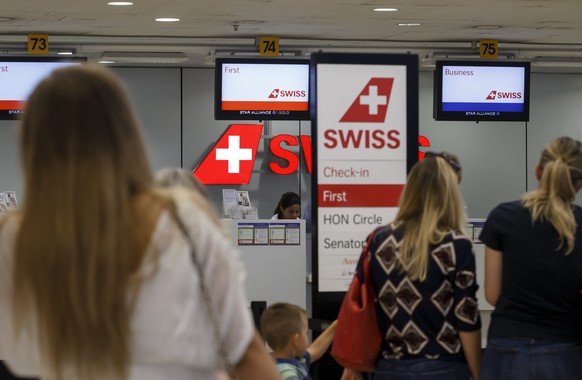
28,34,49,55
480,39,498,59
259,37,279,57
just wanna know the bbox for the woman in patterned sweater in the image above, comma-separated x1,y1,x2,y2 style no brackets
342,153,481,380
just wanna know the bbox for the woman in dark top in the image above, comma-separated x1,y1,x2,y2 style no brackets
342,153,481,380
480,136,582,380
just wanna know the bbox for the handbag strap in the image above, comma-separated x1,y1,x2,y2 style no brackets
167,200,238,379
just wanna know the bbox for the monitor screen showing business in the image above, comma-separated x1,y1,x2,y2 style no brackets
214,58,310,121
0,57,85,120
433,60,531,122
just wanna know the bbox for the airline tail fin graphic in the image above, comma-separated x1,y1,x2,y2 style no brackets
193,124,263,184
340,78,394,122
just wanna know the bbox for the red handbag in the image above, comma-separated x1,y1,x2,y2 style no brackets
331,230,382,373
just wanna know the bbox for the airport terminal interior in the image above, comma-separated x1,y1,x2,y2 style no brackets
2,1,582,379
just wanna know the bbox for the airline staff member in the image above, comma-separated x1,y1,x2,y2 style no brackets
272,192,301,220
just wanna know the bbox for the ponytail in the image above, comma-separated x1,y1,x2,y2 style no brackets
522,137,582,254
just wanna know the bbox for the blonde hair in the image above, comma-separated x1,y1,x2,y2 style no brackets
522,136,582,254
154,167,221,227
155,167,209,196
13,65,154,380
394,156,466,281
260,302,306,351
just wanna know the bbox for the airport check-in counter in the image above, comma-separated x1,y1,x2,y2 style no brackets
222,219,307,325
467,219,494,347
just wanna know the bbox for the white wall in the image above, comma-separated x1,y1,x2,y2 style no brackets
1,68,582,219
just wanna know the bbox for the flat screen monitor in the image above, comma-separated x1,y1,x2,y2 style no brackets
433,60,530,122
214,58,310,120
0,57,85,120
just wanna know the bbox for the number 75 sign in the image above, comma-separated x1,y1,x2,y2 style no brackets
480,39,498,59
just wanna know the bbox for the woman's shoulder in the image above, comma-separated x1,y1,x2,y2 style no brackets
0,213,20,250
486,200,526,221
494,199,523,212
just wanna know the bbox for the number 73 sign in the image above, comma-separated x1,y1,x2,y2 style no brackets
28,34,49,55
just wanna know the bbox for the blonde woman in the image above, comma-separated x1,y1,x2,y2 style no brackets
342,153,481,380
479,136,582,380
0,65,281,380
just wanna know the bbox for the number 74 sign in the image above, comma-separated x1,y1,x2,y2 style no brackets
259,37,280,57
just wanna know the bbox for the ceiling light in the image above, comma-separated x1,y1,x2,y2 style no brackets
474,25,501,30
155,17,180,22
57,51,74,55
374,8,399,12
398,23,422,26
233,20,264,25
107,1,134,5
0,17,14,21
98,60,116,64
100,51,189,64
534,56,582,68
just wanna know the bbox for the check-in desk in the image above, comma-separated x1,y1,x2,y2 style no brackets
222,219,307,310
467,219,494,347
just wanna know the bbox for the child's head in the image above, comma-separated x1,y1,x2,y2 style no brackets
260,302,308,354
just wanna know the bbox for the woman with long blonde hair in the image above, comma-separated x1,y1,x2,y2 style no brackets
480,136,582,380
0,65,281,380
342,153,481,380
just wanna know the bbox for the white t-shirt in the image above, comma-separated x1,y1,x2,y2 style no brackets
270,214,300,220
0,193,254,380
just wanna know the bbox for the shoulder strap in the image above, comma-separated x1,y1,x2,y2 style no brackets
167,199,237,379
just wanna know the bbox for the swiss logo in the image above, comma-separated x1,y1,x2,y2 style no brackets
340,78,394,122
193,124,263,184
268,89,280,98
486,90,497,100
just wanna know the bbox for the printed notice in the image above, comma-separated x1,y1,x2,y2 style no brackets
285,223,300,245
234,222,300,246
237,224,255,245
269,224,286,245
254,224,269,245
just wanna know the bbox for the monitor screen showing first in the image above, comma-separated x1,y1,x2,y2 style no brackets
214,58,310,120
433,60,531,122
0,58,85,120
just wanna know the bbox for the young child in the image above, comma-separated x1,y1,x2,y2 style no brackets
260,302,337,380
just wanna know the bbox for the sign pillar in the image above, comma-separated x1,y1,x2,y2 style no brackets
310,52,418,377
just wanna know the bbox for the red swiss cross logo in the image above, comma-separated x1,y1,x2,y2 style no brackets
339,78,394,123
193,124,263,184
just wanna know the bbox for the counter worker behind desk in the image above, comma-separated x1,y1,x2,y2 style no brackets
272,192,301,220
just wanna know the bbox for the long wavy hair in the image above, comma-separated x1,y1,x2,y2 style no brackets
522,136,582,254
13,65,154,380
394,155,466,281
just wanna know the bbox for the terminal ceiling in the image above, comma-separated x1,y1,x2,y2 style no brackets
1,0,582,69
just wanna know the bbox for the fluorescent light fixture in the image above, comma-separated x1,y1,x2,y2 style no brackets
534,57,582,68
57,51,74,55
374,8,398,11
107,1,134,5
155,17,180,22
100,51,189,64
98,60,115,64
398,23,422,26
